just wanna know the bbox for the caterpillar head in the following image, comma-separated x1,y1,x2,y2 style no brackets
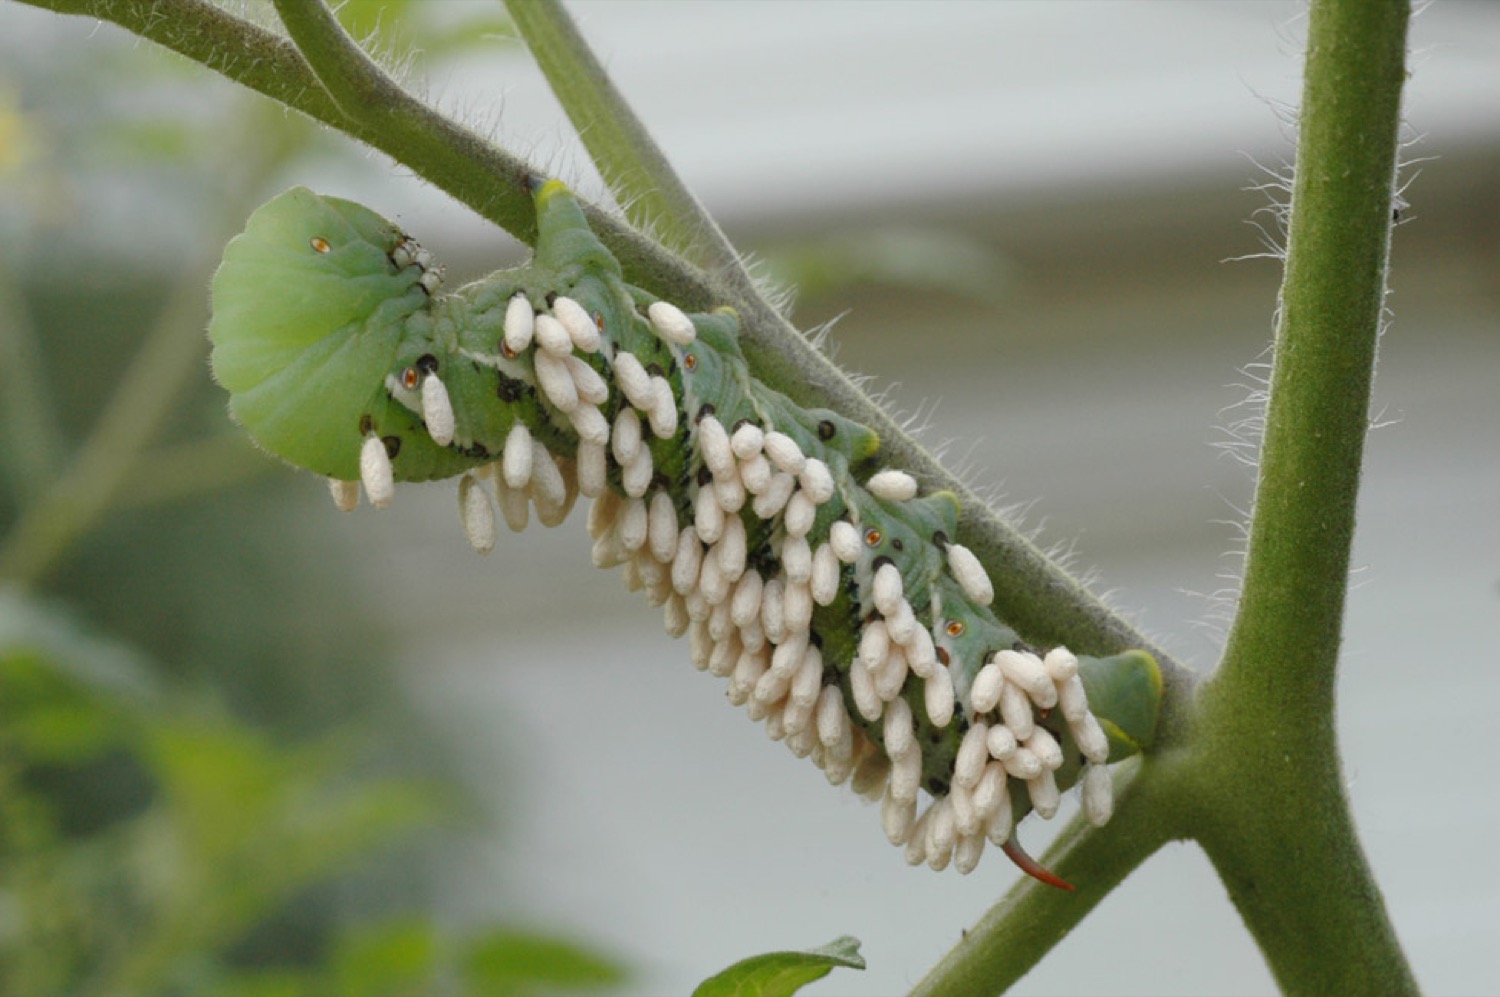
209,187,434,480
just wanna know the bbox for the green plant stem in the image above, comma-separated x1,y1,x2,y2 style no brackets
0,265,213,586
1189,0,1416,991
18,0,1184,683
504,0,749,283
916,0,1415,991
267,0,540,242
909,758,1182,996
0,259,66,504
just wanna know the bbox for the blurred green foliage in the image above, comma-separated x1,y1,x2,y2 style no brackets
0,591,625,995
334,0,518,57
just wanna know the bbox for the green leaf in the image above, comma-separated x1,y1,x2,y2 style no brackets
330,917,439,997
463,929,626,996
692,936,865,997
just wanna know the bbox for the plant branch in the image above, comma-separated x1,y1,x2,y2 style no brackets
0,258,66,505
505,0,751,284
0,251,216,586
1188,0,1417,991
269,0,541,242
908,758,1181,997
1219,0,1405,732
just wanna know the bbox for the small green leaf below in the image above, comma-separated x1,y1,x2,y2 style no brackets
692,936,865,997
463,929,626,995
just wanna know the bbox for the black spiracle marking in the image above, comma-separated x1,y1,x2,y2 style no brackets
818,420,836,441
381,435,401,459
496,373,527,403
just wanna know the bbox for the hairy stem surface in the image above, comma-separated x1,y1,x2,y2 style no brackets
909,759,1183,996
505,0,748,281
1192,0,1417,991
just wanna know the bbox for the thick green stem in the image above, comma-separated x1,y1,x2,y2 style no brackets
1191,0,1416,991
909,758,1183,996
270,0,542,239
914,0,1416,990
504,0,749,281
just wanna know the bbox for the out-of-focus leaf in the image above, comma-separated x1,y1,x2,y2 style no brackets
330,917,439,997
333,0,420,44
692,936,865,997
0,86,43,176
464,929,627,996
427,17,522,56
333,1,518,59
97,120,207,163
0,588,158,703
207,969,321,997
3,688,120,762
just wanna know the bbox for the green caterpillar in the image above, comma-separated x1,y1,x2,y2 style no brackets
209,180,1161,883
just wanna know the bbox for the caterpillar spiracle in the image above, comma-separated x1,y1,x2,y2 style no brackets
208,180,1161,883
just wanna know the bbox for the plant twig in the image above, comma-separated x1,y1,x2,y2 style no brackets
270,0,541,240
0,259,66,504
505,0,751,284
1187,0,1418,991
0,254,216,585
908,759,1180,996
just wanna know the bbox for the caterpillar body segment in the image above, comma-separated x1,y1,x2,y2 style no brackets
209,180,1162,884
209,188,432,481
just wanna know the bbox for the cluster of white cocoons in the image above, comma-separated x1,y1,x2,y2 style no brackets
341,291,1114,877
895,645,1116,873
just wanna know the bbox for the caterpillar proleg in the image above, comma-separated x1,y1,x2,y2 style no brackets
208,180,1161,884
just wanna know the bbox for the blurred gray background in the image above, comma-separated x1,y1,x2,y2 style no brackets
3,2,1496,994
